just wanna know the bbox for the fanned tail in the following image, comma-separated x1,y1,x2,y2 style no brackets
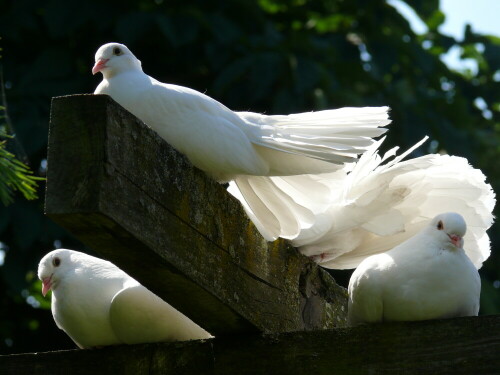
293,137,495,269
238,106,390,172
227,172,344,240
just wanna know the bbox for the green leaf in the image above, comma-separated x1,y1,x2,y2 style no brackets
403,0,439,21
425,10,445,31
0,133,44,206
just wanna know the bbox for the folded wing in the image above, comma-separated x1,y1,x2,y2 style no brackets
109,283,211,344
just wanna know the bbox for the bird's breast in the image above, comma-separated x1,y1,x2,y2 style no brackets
51,282,122,348
382,249,479,321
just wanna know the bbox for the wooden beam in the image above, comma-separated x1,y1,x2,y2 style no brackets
2,316,499,374
44,94,348,336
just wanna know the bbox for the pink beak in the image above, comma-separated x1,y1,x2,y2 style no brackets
92,58,109,75
42,276,53,297
448,234,463,248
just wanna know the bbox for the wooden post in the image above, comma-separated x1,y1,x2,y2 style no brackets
44,94,348,336
2,316,500,374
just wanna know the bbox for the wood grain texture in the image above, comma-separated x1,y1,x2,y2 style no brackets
44,94,348,336
2,316,499,374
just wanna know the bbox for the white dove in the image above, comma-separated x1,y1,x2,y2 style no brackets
289,137,495,269
348,212,481,326
92,42,390,240
38,249,211,348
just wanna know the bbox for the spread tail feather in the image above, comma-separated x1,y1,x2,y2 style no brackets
293,138,495,269
239,106,390,170
228,174,339,240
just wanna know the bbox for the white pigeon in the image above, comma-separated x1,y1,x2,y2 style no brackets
38,249,212,348
348,212,481,326
290,137,495,269
92,42,390,240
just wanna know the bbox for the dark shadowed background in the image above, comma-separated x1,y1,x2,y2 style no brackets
0,0,499,354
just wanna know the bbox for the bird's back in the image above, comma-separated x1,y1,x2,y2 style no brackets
96,72,270,180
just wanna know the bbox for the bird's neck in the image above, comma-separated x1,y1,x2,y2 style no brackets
97,70,150,95
103,67,144,80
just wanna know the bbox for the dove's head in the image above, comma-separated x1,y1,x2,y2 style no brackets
38,249,80,297
92,43,142,78
428,212,466,249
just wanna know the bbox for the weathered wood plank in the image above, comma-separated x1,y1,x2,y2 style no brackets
2,316,499,374
45,94,348,336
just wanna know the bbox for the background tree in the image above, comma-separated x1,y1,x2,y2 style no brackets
0,0,498,354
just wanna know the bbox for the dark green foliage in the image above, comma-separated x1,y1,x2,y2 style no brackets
0,0,499,354
0,132,44,206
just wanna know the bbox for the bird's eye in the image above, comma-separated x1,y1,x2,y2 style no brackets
53,257,61,267
437,220,444,230
113,47,122,55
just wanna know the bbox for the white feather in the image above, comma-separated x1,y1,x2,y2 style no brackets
228,173,339,240
293,137,495,269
